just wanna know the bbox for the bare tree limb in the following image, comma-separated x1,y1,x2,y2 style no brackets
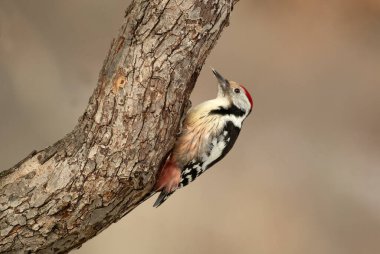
0,0,239,252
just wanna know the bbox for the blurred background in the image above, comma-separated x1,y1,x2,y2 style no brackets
1,0,380,253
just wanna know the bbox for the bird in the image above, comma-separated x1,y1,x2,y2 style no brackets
153,69,253,207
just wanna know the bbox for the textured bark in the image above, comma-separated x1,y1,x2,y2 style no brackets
0,0,239,252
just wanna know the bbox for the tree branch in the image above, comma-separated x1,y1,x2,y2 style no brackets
0,0,239,252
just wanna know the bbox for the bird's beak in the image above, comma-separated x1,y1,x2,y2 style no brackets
212,68,230,96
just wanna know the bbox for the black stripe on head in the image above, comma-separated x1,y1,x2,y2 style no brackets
209,104,246,117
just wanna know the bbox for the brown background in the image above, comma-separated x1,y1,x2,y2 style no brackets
1,0,380,253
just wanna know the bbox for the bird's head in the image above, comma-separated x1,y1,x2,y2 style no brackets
212,69,253,115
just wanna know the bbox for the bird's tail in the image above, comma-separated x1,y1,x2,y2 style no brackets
153,190,173,208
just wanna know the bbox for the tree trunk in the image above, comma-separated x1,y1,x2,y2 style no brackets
0,0,239,252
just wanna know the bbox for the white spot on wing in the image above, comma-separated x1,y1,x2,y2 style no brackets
202,139,226,170
183,163,202,175
186,175,192,182
183,167,192,174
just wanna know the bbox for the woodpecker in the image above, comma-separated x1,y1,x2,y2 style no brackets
153,69,253,207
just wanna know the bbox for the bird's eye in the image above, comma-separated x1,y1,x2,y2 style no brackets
234,88,240,94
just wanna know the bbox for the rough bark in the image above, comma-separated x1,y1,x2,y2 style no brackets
0,0,239,252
